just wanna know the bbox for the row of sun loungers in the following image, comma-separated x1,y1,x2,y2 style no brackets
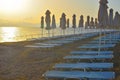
25,30,120,48
54,63,113,70
64,55,113,60
25,32,99,48
70,51,113,55
87,31,119,45
43,31,119,80
43,71,115,80
79,44,115,48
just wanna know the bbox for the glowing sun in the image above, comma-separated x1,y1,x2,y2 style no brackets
0,0,28,14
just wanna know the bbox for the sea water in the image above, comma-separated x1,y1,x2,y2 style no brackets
0,26,99,42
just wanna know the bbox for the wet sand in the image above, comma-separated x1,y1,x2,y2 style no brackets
0,36,119,80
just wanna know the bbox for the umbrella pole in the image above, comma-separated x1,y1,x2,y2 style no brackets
74,28,75,35
80,27,82,35
63,30,65,38
48,30,50,39
79,27,80,34
42,29,43,38
61,29,62,37
109,27,112,44
52,29,54,37
104,27,106,45
98,28,102,55
81,27,83,38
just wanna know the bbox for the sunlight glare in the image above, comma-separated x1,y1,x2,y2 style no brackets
1,27,17,42
0,0,28,14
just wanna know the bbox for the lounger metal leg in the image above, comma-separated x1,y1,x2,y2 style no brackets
45,78,49,80
84,68,86,72
78,59,80,62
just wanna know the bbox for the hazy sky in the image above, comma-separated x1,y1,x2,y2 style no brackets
0,0,120,27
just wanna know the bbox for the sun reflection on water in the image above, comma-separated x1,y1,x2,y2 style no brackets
1,27,18,42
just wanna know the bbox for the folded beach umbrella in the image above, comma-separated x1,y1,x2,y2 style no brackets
78,15,84,33
67,18,69,28
60,13,66,36
66,18,70,35
119,14,120,27
84,16,90,29
59,17,62,36
119,14,120,26
51,15,56,37
40,16,44,37
78,15,84,28
90,17,95,29
59,17,62,28
98,0,109,52
95,18,98,28
86,16,90,29
98,0,108,28
113,12,119,28
108,9,114,42
45,10,51,38
72,14,76,35
108,8,114,29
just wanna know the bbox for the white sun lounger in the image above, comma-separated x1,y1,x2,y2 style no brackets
43,71,115,80
91,40,118,42
70,51,113,55
79,44,115,49
64,55,113,60
84,43,116,46
95,39,119,41
25,45,55,48
101,36,120,39
60,38,81,41
89,41,118,44
54,63,113,70
35,43,62,46
46,40,73,44
100,37,120,40
62,38,79,40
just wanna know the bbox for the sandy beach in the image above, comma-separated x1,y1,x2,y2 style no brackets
0,0,119,79
0,35,120,80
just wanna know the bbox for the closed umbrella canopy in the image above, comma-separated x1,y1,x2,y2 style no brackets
98,0,109,28
60,13,66,36
79,15,84,28
85,16,90,28
90,17,95,29
41,16,44,29
72,14,76,35
95,18,98,28
52,15,56,29
108,8,114,28
40,16,44,37
119,14,120,27
45,10,51,30
72,14,76,28
61,13,66,30
67,19,69,28
45,10,51,38
59,17,62,28
113,12,119,28
51,15,56,37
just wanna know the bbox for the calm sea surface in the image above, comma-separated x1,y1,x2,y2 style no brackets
0,26,91,43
